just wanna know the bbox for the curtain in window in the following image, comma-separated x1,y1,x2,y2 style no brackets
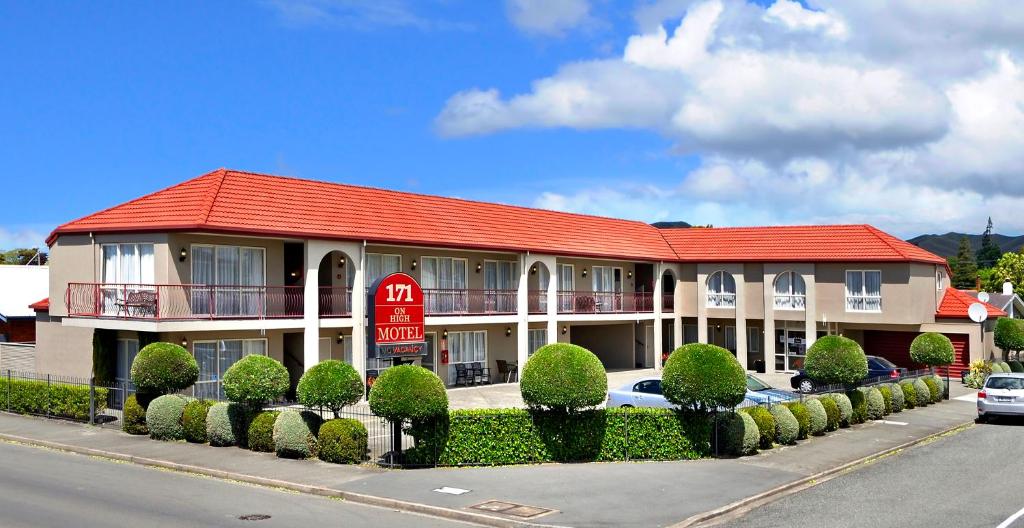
725,327,737,352
709,271,723,293
115,339,139,382
774,272,791,296
215,247,240,315
138,245,154,284
101,246,119,314
119,244,138,284
845,271,863,297
366,254,401,284
193,342,218,400
537,265,550,311
865,271,882,310
240,248,265,315
528,329,546,356
191,246,215,315
792,273,806,295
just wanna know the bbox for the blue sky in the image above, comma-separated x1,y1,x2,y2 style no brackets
2,1,1023,249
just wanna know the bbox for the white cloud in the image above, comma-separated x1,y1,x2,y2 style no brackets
439,0,1024,234
261,0,472,31
0,226,48,250
505,0,592,36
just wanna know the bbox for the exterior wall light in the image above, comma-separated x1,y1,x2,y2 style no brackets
337,333,344,344
411,259,417,270
530,265,537,275
561,325,568,335
179,247,187,262
442,329,448,339
505,326,512,337
476,262,483,273
582,268,588,278
181,337,188,348
627,270,633,279
338,258,345,268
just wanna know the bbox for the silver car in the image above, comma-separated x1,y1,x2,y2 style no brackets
606,375,795,409
977,373,1024,422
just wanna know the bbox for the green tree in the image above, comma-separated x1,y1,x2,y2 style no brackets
0,248,47,265
989,251,1024,293
976,217,1003,268
949,236,978,289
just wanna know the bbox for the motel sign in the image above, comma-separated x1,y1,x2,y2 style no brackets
367,272,427,360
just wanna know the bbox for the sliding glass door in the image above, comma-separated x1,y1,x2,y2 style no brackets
191,245,265,317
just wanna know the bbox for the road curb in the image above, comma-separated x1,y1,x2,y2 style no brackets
670,420,974,528
0,431,555,528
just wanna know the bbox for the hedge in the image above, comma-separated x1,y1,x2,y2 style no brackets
769,405,799,445
721,411,759,456
804,398,828,436
804,336,868,385
146,394,188,441
991,362,1004,374
912,378,931,407
848,390,867,424
182,400,214,443
520,344,607,412
662,344,747,411
123,394,149,435
819,396,840,432
879,385,893,415
1000,362,1012,374
1008,361,1024,373
247,411,281,452
865,388,885,420
222,355,290,407
909,333,955,368
318,418,369,464
825,393,852,427
207,402,252,447
130,342,198,395
923,377,940,403
407,408,711,466
296,360,363,418
369,365,448,422
889,382,905,413
1,378,108,421
900,381,916,409
273,410,322,459
742,406,776,449
784,401,810,440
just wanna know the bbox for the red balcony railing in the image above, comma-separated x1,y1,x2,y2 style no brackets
66,283,304,320
556,291,654,314
318,287,352,317
663,293,674,312
423,289,517,315
528,290,548,314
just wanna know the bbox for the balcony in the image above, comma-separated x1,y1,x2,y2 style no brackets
423,289,517,315
663,293,674,312
67,283,304,320
556,291,653,314
319,287,353,317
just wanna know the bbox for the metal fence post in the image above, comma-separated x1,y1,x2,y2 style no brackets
89,378,96,425
46,374,51,418
5,369,10,413
623,409,630,462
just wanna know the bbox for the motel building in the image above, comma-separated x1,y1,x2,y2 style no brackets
31,169,1004,397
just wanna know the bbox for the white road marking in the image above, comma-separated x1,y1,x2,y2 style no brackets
880,420,908,425
433,487,471,495
996,505,1024,528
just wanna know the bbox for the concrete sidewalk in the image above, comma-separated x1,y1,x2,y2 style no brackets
0,394,978,528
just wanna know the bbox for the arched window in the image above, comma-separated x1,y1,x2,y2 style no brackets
773,271,806,310
706,271,736,308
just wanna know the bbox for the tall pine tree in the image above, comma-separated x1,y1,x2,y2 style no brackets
976,217,1003,268
952,236,979,289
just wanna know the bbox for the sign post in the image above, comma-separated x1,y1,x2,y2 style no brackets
367,272,427,461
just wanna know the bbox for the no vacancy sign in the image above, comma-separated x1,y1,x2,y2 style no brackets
367,272,427,360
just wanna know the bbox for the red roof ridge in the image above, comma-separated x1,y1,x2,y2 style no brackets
656,223,875,231
863,224,911,260
937,287,1006,319
200,168,229,224
28,297,49,311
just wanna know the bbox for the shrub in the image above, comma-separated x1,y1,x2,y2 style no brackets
223,355,290,407
273,410,322,459
369,365,448,422
146,394,188,441
930,375,946,402
879,385,893,415
995,317,1024,357
662,343,747,411
318,418,369,464
784,402,810,440
206,402,252,447
825,393,852,427
890,382,905,412
804,398,828,436
296,360,363,418
865,388,885,420
900,381,917,409
1000,362,1012,374
769,405,799,445
130,342,198,395
847,390,867,424
910,333,955,368
912,378,931,407
123,394,149,435
966,360,992,389
721,411,759,456
804,335,868,385
1,377,108,421
247,411,280,452
520,343,607,412
182,400,214,443
922,377,940,403
742,406,776,449
1009,361,1024,373
819,396,840,431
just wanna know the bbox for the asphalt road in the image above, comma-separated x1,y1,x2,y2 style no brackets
717,417,1024,528
0,441,467,528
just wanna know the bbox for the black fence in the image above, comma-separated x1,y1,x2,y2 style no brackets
797,368,944,401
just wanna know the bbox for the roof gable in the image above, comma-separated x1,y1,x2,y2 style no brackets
937,287,1006,319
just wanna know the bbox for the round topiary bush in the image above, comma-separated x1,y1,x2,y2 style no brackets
519,343,607,412
819,396,840,431
742,406,775,449
889,382,905,412
369,365,448,422
912,378,931,407
804,398,828,436
223,355,290,407
318,418,369,464
122,394,149,435
130,342,199,395
206,402,252,447
273,410,322,459
922,377,940,403
910,333,955,369
770,405,799,445
990,362,1004,374
995,317,1024,358
878,385,893,415
297,360,363,418
804,336,868,385
847,390,867,424
247,411,281,452
1001,361,1012,373
900,381,916,409
1008,360,1024,373
930,375,946,402
785,402,810,440
721,411,759,456
865,388,885,420
182,399,214,443
662,343,747,411
826,393,853,427
146,394,188,441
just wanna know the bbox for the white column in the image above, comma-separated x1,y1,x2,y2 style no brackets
735,266,748,371
673,267,683,349
302,242,322,373
804,263,817,353
697,268,708,344
351,245,367,383
763,269,776,374
516,253,529,381
545,257,558,345
653,262,664,371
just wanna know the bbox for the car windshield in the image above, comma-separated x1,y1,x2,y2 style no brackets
986,377,1024,390
871,357,898,369
746,375,771,391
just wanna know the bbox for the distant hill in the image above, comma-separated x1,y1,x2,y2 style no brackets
651,221,692,229
907,232,1024,261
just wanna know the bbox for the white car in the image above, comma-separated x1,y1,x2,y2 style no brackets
977,373,1024,422
606,375,796,409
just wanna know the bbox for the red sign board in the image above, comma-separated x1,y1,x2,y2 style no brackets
367,272,427,359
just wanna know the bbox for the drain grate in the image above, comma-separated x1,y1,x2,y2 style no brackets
469,500,555,519
238,514,272,521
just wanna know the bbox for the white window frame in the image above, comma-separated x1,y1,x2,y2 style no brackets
706,270,737,308
773,271,806,311
100,243,156,315
421,256,469,313
100,243,156,285
528,328,547,356
592,265,623,313
115,338,140,383
447,330,488,385
190,244,267,286
936,269,946,291
366,253,402,285
191,338,268,399
190,244,267,316
557,264,575,311
845,270,882,313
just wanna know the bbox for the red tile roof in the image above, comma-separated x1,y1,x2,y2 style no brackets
48,169,948,266
936,287,1006,319
28,298,49,311
658,225,948,265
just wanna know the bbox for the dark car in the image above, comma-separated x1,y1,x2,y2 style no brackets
790,355,907,393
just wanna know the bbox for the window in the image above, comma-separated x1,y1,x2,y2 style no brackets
706,271,736,308
447,330,487,385
115,338,140,383
633,380,662,395
683,324,698,344
528,329,546,356
101,243,155,314
193,339,267,399
936,269,946,291
484,260,519,312
421,256,468,313
191,245,265,316
592,266,623,312
366,253,401,284
557,264,575,311
846,270,882,312
773,271,806,310
725,326,736,352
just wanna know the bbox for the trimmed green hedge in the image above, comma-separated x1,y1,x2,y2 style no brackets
825,393,853,427
2,377,108,421
991,362,1004,374
819,396,840,432
520,344,607,412
912,378,931,407
247,411,280,453
207,402,252,447
804,335,868,385
369,365,448,422
1000,361,1012,373
662,344,747,411
223,355,290,407
784,402,810,440
721,411,759,456
889,382,905,413
146,394,188,441
865,388,885,420
910,333,955,368
273,410,322,459
769,405,799,445
900,381,916,409
296,360,363,418
742,406,775,449
804,398,828,436
123,394,149,435
318,418,369,464
848,390,867,424
922,377,940,403
130,342,198,395
1008,361,1024,373
930,375,947,402
182,400,214,443
879,385,893,415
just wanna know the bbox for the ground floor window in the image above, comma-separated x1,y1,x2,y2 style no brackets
447,330,487,385
193,338,267,399
683,324,698,344
115,338,139,383
774,327,827,372
528,329,546,356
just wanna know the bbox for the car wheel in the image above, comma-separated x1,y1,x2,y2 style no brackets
976,414,987,424
620,404,634,408
798,379,815,393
